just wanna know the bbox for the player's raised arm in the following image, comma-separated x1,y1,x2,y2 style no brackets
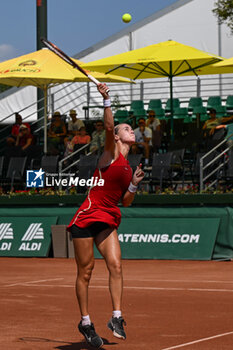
97,84,117,166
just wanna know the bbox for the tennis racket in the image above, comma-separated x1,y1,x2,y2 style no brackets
41,37,109,93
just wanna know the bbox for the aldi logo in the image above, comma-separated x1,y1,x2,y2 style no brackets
19,223,44,251
26,169,44,187
0,223,14,240
0,223,13,251
0,216,57,257
21,223,44,241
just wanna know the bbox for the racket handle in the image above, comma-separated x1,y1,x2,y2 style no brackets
87,74,100,86
87,74,110,94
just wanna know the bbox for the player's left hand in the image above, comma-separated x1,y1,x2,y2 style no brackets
132,164,145,186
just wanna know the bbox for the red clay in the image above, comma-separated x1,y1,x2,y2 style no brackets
0,258,233,350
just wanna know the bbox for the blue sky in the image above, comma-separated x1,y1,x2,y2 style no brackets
0,0,177,62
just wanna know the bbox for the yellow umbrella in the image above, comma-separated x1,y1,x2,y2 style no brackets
211,57,233,69
0,48,131,152
72,58,132,83
193,57,233,75
82,40,223,78
82,40,224,139
0,48,131,86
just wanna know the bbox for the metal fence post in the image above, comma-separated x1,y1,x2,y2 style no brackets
86,82,90,119
197,77,201,97
218,21,222,96
140,81,144,101
129,32,133,102
200,156,203,192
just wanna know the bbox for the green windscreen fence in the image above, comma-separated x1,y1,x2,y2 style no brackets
0,206,232,259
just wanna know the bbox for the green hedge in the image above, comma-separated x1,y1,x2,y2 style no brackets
0,194,233,206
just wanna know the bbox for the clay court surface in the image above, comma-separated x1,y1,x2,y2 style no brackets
1,258,233,350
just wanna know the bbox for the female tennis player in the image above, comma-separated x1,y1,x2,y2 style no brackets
67,83,144,348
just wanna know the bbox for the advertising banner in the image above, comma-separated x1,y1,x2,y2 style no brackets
0,216,58,257
95,217,220,260
118,218,220,260
0,206,230,259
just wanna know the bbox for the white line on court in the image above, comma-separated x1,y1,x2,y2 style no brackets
160,331,233,350
152,279,233,284
6,278,64,287
93,286,233,293
4,277,233,286
95,278,233,284
7,283,233,293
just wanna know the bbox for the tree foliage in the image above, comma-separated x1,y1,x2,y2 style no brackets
213,0,233,33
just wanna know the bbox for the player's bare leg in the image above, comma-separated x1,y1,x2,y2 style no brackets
73,237,103,348
95,229,126,339
95,228,122,309
73,237,95,316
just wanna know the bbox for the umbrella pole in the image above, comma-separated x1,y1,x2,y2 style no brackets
43,86,48,154
169,61,174,142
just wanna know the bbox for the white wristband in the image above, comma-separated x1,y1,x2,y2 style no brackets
103,99,111,107
128,182,138,193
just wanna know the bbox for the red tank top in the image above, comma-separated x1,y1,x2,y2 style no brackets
67,153,132,229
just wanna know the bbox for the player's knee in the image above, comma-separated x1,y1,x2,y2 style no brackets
108,259,122,277
78,260,94,283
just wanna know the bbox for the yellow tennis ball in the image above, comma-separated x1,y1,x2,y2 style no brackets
122,13,132,23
